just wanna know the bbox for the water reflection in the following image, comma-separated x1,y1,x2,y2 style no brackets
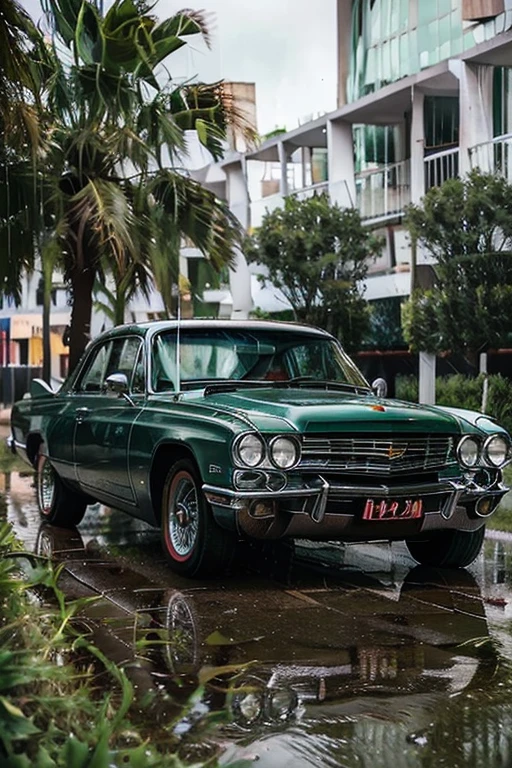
27,522,512,767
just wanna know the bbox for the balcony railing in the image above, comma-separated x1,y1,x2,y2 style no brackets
250,193,284,229
290,181,329,201
355,160,411,222
424,147,459,190
469,133,512,181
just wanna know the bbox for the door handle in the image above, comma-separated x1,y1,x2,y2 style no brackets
75,406,90,423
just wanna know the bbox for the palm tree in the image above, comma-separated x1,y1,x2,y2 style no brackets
0,0,46,303
37,0,251,372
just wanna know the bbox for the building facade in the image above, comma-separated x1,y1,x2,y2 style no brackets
221,0,512,348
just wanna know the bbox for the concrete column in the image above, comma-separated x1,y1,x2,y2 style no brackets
301,146,312,187
410,87,425,205
226,161,252,319
278,141,289,197
327,118,355,207
419,351,436,405
410,89,436,405
459,61,494,174
337,0,352,107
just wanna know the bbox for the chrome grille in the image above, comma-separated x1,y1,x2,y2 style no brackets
300,434,455,475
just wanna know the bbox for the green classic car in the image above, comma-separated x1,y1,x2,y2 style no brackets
10,319,512,577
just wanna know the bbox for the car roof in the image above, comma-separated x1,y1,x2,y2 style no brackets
95,318,333,341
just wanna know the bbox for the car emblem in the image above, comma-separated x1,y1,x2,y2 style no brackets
387,443,407,460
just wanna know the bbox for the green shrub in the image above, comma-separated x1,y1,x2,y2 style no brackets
436,374,483,413
395,373,512,434
395,375,418,403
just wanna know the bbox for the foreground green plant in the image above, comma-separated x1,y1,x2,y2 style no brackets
0,523,245,767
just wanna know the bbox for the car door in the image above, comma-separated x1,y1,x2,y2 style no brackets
73,336,146,504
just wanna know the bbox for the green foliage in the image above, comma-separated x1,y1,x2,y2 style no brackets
0,524,245,767
395,373,512,434
245,193,383,352
365,296,406,350
403,170,512,362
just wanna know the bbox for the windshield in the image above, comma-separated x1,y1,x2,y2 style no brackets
151,328,370,392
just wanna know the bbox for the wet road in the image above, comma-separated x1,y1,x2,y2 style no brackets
3,431,512,767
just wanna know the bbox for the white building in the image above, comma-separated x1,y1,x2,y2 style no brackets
220,0,512,328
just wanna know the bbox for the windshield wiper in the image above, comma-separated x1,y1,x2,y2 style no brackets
201,380,274,396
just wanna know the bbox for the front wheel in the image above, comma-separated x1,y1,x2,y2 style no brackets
161,459,236,578
37,454,88,528
405,526,485,568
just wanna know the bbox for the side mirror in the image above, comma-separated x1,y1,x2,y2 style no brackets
372,377,388,398
105,373,129,395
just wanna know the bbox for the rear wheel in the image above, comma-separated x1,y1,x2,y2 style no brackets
405,526,485,568
161,459,236,577
37,454,88,528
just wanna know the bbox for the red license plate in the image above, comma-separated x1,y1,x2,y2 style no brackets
362,498,423,521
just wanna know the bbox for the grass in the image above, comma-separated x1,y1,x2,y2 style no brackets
0,524,247,767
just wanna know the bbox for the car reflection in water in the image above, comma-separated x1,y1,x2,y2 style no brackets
34,523,497,745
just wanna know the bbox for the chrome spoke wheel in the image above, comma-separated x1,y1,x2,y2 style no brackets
167,475,199,558
165,593,199,673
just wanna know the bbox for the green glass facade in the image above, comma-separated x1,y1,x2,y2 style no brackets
347,0,510,102
349,0,512,170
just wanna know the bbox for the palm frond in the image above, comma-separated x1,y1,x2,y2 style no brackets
171,81,257,159
149,170,241,271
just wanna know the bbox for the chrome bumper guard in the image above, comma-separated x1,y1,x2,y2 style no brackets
203,478,508,525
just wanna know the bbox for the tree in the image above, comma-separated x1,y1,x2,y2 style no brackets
1,0,252,374
0,0,47,302
245,193,382,352
403,170,512,367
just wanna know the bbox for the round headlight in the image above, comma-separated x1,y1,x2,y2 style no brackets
236,692,263,723
268,688,297,720
270,437,299,469
457,436,480,468
235,434,264,467
483,435,509,467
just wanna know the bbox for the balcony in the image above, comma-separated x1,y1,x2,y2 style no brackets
469,133,512,181
355,160,411,223
424,147,459,190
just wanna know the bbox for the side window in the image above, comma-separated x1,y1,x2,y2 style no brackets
105,337,144,393
76,342,112,392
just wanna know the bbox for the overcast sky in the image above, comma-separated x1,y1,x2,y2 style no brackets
21,0,338,134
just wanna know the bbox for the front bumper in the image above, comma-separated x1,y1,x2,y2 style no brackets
203,476,509,540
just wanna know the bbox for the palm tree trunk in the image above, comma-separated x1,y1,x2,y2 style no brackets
68,267,95,374
114,282,125,326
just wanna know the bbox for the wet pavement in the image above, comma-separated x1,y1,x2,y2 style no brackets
2,427,512,767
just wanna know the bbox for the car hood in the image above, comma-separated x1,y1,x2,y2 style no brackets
191,388,464,434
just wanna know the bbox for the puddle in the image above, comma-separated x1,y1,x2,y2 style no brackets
2,429,512,767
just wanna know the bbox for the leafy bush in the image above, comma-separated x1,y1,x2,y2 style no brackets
395,373,512,434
